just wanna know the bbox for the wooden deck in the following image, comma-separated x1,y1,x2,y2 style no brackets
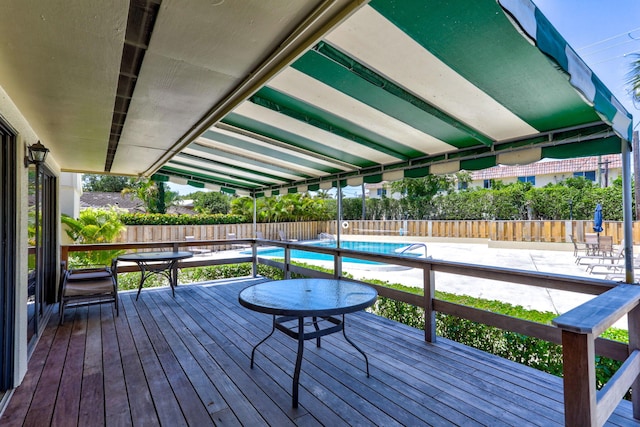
2,278,639,426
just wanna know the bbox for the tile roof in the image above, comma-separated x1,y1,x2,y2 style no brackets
80,192,145,213
470,155,621,180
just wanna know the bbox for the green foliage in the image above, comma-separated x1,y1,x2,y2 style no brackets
82,174,133,192
122,179,180,214
191,191,231,214
390,176,455,219
61,207,127,267
231,194,334,223
628,53,640,105
389,174,628,221
118,212,244,225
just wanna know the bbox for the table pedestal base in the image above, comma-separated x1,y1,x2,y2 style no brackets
134,260,179,300
250,314,370,408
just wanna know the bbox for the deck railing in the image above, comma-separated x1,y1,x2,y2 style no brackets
61,238,640,426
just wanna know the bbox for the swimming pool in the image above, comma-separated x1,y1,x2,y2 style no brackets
242,240,426,266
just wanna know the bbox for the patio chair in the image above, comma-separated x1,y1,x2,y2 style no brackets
584,241,625,274
278,230,298,242
576,235,614,265
59,259,118,325
185,235,211,256
228,232,250,248
571,236,588,257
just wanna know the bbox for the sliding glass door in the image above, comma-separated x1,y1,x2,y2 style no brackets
26,163,56,351
0,121,16,391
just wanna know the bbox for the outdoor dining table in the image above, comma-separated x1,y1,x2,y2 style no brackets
238,278,377,407
116,251,193,300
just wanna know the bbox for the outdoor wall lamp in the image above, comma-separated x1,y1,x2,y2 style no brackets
24,141,49,167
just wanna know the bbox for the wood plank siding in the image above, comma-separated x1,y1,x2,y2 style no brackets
2,279,638,426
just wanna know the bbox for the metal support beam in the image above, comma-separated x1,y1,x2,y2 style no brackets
622,139,634,283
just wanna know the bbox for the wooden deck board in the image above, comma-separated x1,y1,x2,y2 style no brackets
2,278,640,427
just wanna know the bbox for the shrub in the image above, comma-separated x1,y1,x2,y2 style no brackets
118,213,244,225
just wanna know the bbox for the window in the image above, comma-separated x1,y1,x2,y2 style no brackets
458,182,468,190
376,188,387,196
518,176,536,185
574,171,596,181
483,179,491,189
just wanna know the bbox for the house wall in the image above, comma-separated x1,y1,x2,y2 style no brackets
0,84,61,387
470,169,622,189
59,172,82,218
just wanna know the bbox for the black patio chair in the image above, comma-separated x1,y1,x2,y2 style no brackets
58,259,119,325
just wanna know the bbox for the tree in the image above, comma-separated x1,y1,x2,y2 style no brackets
83,174,132,192
390,175,455,219
121,179,180,214
191,191,231,214
61,207,127,267
628,53,640,107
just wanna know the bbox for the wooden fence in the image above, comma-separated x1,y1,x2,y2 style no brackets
118,220,640,245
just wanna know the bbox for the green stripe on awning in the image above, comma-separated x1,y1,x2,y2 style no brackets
159,166,261,189
542,135,622,159
370,0,601,133
292,49,479,150
461,157,496,171
151,174,169,182
272,190,280,196
255,192,265,198
314,42,493,147
253,86,415,159
221,187,236,195
308,184,320,191
168,159,274,187
364,174,382,183
404,166,430,178
288,187,297,194
187,180,205,188
223,112,376,168
200,130,338,175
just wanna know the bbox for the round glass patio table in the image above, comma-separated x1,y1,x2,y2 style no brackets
116,251,193,300
238,278,377,408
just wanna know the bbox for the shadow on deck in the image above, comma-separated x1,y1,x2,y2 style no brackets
1,278,638,426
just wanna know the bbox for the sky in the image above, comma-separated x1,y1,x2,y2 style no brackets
533,0,640,119
170,1,640,197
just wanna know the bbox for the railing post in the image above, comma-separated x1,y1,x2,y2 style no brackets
334,254,342,280
629,304,640,419
284,246,291,280
561,330,597,426
61,245,69,269
424,263,436,342
252,241,257,278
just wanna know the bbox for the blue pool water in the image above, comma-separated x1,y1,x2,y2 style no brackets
242,240,424,265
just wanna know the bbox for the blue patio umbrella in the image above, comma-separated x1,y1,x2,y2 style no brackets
593,204,603,234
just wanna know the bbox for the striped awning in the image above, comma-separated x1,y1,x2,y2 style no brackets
155,0,632,195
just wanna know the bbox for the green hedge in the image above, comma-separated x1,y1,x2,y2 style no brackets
118,212,244,225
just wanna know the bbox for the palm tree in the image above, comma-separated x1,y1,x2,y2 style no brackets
61,207,127,267
628,54,640,107
121,179,180,214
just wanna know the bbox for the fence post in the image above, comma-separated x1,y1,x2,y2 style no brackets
424,263,436,343
561,330,596,426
